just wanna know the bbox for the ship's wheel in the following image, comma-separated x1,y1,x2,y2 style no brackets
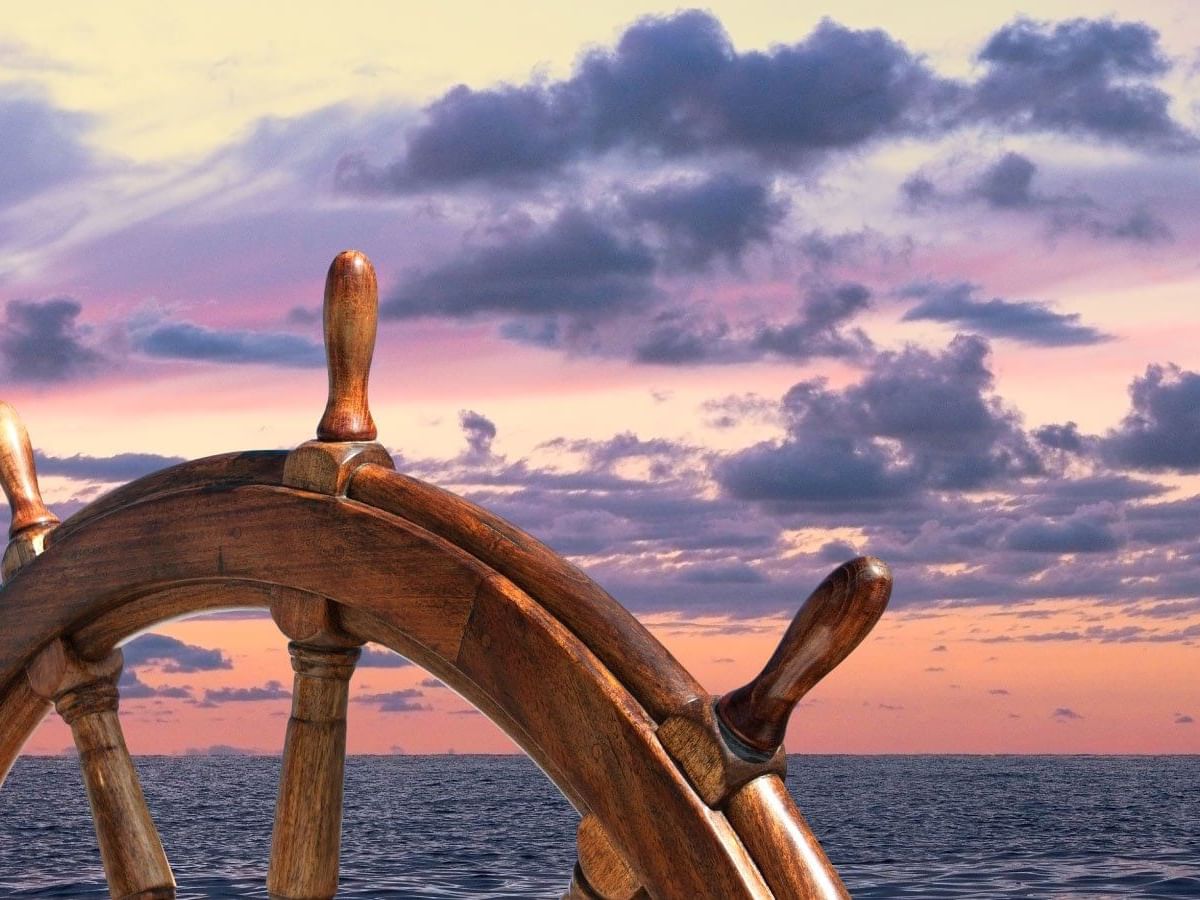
0,251,891,900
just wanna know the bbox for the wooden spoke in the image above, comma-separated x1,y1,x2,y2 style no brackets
717,556,892,754
726,775,848,900
316,250,378,442
0,401,59,581
575,814,646,900
26,640,175,900
268,597,361,899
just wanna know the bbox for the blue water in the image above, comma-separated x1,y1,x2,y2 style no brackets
0,755,1195,898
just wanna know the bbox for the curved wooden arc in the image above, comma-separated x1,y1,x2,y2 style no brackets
0,476,780,898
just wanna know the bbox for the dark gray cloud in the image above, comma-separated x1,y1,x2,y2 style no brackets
118,670,193,700
1051,706,1084,720
969,17,1195,150
133,320,324,367
340,13,1193,196
633,282,874,365
358,645,413,668
905,152,1173,244
0,298,104,382
1002,506,1124,553
459,410,497,459
122,633,233,673
35,451,186,482
1175,713,1195,725
352,688,431,713
973,151,1037,208
339,12,956,190
385,208,657,318
1033,422,1087,453
1101,364,1200,471
0,92,94,209
901,280,1109,346
717,335,1042,507
203,680,291,704
622,173,788,269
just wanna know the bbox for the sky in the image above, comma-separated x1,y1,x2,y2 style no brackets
2,1,1198,755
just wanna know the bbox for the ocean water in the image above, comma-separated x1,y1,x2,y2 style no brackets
0,755,1195,898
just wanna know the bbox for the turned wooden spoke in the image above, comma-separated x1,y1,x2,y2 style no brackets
268,597,361,900
718,556,892,754
26,641,174,900
317,249,378,442
0,402,59,581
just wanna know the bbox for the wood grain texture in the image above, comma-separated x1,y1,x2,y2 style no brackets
268,641,360,899
26,641,175,900
726,775,849,900
49,450,286,546
455,574,772,899
576,814,644,900
0,677,49,787
316,250,377,442
0,401,59,582
718,556,891,753
656,699,787,809
282,440,393,496
0,401,58,539
0,484,481,694
348,465,705,723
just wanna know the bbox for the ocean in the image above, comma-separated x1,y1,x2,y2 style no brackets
0,755,1195,898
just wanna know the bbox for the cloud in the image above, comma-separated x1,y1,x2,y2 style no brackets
1174,713,1194,725
459,410,497,459
132,320,324,368
0,298,105,382
901,281,1108,347
118,669,193,700
1101,364,1200,471
972,151,1038,208
903,152,1175,244
358,645,413,668
1002,506,1123,553
622,172,788,269
352,688,431,713
339,12,956,190
1051,706,1084,720
717,335,1041,507
35,451,186,482
0,91,94,209
969,17,1196,150
121,633,232,673
385,207,657,319
203,680,291,703
633,282,874,365
988,688,1011,695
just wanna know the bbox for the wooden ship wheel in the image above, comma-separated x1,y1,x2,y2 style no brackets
0,251,892,900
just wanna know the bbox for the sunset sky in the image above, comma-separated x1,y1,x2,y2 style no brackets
2,1,1198,755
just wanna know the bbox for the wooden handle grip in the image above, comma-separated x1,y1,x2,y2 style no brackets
717,556,891,754
0,401,58,539
316,250,378,442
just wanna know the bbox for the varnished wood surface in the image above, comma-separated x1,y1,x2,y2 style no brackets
282,440,394,496
0,677,48,784
718,556,892,753
656,699,787,808
0,401,58,539
0,484,481,693
576,814,644,900
316,251,378,442
268,641,360,899
49,450,286,546
349,465,705,723
726,775,849,900
27,642,175,899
